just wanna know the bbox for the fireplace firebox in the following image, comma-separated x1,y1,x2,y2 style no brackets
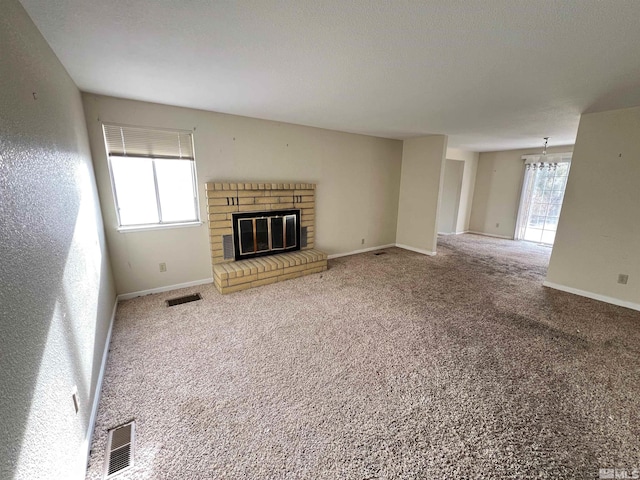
232,209,301,261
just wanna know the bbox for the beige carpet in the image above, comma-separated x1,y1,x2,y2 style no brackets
86,234,640,479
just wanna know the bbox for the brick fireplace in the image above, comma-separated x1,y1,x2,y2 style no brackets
205,182,327,294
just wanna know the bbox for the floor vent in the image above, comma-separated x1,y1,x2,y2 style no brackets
103,421,135,478
374,251,387,256
166,293,202,307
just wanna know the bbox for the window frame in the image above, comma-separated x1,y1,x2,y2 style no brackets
102,124,202,232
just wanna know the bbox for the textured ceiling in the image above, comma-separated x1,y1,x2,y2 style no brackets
18,0,640,152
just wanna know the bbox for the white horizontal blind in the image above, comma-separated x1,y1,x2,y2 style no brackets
103,124,194,160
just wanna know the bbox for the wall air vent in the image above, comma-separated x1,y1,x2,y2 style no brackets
300,227,308,248
166,293,202,307
222,234,234,259
103,421,135,478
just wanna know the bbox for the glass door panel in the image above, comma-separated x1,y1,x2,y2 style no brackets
239,219,255,254
521,162,570,245
270,217,284,249
285,215,296,248
256,218,270,252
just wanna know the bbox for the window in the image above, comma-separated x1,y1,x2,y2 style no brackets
103,124,200,230
515,153,571,245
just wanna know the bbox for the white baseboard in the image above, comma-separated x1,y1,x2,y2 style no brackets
543,281,640,312
328,244,396,259
395,243,437,256
117,277,213,301
328,243,439,259
80,297,117,477
467,230,514,240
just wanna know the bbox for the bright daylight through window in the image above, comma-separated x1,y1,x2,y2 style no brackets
515,153,571,245
103,124,199,229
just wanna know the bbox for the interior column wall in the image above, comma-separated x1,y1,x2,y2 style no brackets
446,148,479,234
546,106,640,310
396,135,448,255
438,160,465,234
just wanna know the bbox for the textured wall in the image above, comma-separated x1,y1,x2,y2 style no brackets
82,94,403,296
0,1,116,478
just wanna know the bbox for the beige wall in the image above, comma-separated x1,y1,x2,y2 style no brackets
446,147,479,233
396,135,448,254
0,1,116,478
438,160,465,234
469,145,573,238
83,94,403,295
546,107,640,309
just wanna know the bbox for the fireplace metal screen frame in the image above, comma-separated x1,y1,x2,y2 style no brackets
231,209,301,261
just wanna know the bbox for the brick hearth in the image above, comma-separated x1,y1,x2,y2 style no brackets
205,182,327,293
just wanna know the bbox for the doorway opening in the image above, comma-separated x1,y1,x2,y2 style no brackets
438,159,465,235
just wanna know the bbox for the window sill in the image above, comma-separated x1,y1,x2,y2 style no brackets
117,221,203,233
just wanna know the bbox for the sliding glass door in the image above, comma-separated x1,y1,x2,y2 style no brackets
515,155,571,245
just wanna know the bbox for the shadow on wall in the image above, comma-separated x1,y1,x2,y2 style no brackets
1,1,116,477
0,144,112,478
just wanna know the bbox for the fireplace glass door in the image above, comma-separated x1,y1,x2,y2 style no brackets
234,210,299,259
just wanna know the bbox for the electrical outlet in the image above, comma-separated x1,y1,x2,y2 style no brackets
618,274,629,285
159,262,167,272
361,238,365,245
